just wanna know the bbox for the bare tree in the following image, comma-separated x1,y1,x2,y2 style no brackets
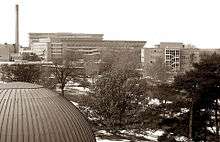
49,51,85,96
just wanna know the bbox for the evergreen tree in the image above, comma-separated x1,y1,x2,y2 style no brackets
173,53,220,141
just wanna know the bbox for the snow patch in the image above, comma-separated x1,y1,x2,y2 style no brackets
97,130,113,136
96,137,130,142
0,81,6,84
118,129,164,142
175,136,188,142
148,99,160,105
70,101,79,107
71,87,90,92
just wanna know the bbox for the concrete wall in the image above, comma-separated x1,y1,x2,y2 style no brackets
142,42,200,82
0,44,15,61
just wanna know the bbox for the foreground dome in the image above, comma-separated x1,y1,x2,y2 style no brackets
0,82,96,142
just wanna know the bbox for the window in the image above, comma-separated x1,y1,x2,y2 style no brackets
176,51,180,55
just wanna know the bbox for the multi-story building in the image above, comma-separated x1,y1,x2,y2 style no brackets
164,47,181,72
142,42,200,81
29,33,146,76
19,46,32,54
180,45,200,72
29,33,103,61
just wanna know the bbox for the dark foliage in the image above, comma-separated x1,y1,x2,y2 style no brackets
168,53,220,141
0,64,41,83
21,53,42,61
158,133,177,142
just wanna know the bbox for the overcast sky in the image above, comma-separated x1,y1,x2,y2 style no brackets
0,0,220,48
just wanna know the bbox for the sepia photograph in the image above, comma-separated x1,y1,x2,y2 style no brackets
0,0,220,141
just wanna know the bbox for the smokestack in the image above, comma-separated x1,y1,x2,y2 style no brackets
15,4,19,53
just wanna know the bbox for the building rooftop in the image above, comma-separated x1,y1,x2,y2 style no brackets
29,32,104,40
0,82,96,142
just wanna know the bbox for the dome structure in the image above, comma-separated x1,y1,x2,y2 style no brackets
0,82,96,142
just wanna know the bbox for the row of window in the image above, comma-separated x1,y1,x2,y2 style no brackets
51,51,62,53
165,50,180,55
165,55,180,59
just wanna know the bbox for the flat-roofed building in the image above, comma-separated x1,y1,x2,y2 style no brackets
29,33,146,76
100,40,146,71
180,45,200,72
142,42,200,82
29,33,103,61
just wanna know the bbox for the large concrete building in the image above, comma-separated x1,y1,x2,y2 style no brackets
30,33,220,81
29,33,103,61
142,42,200,82
29,33,146,76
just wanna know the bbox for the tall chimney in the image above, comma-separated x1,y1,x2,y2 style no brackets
15,4,19,53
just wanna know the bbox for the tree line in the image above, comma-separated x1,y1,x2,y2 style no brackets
0,51,87,96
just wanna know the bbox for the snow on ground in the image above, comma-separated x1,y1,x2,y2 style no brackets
148,99,160,105
96,130,163,142
97,130,113,136
0,81,6,84
96,130,131,142
66,81,80,86
70,101,79,107
174,108,190,117
56,85,90,95
144,130,164,141
70,86,90,92
207,126,220,134
64,81,90,93
96,137,130,142
175,136,188,142
119,129,163,142
56,80,91,94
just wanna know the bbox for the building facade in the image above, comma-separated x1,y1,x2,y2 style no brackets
29,33,146,76
142,42,200,82
29,33,103,61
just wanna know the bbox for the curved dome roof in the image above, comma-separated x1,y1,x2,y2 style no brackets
0,82,96,142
